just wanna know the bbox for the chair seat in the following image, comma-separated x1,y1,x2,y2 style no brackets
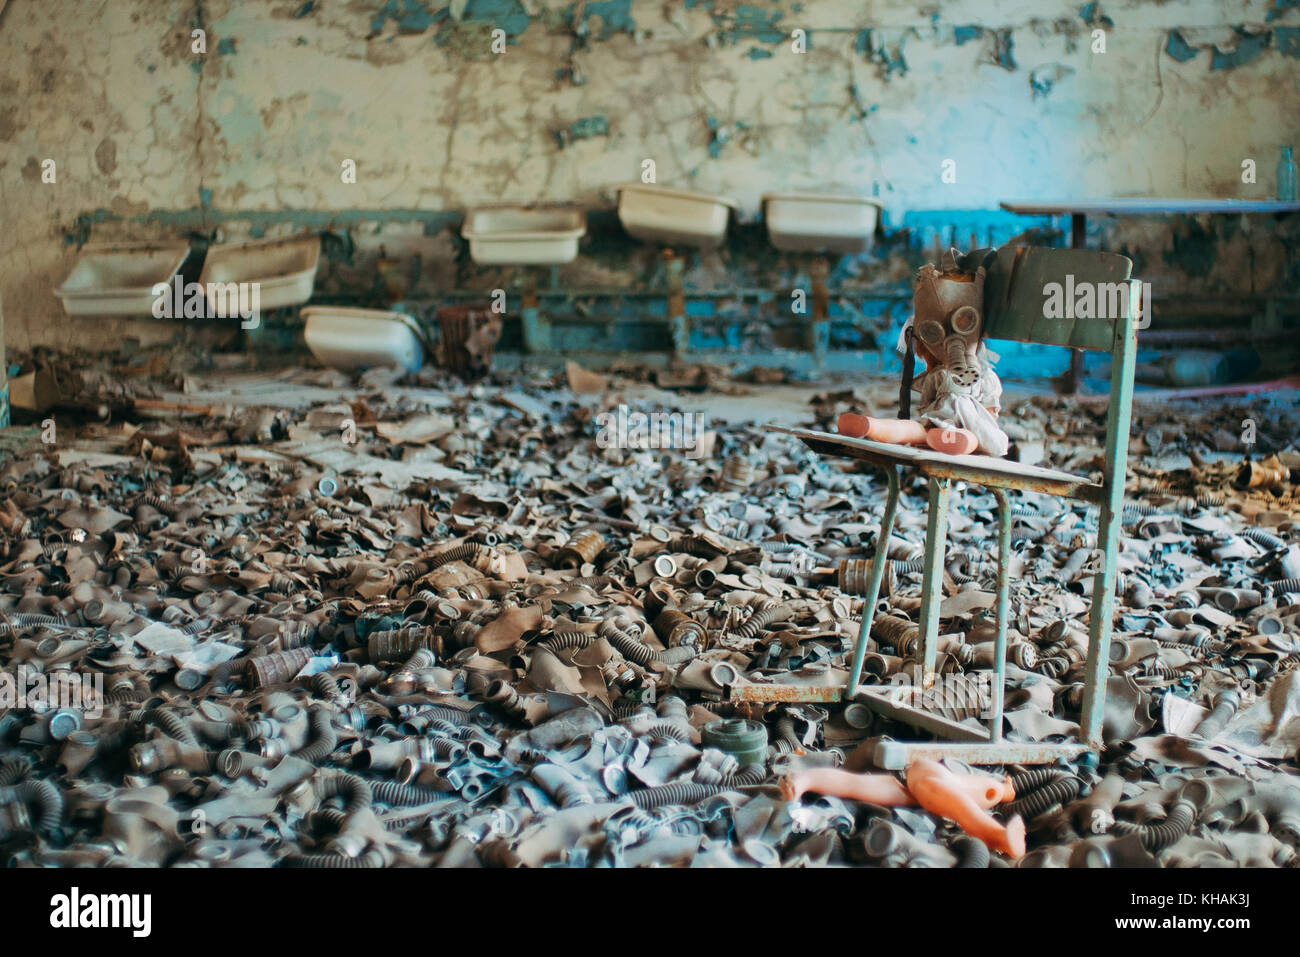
769,426,1105,503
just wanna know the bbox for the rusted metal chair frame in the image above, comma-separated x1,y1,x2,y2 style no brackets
774,245,1140,769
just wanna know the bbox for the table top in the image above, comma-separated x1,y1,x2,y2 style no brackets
1001,199,1300,216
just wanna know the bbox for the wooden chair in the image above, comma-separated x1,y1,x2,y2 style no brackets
772,245,1139,769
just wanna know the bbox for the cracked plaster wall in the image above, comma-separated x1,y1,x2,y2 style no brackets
0,0,1297,351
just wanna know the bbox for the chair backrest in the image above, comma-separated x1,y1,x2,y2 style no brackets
972,244,1138,516
979,245,1135,351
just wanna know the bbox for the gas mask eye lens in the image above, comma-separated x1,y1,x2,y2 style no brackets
950,305,980,336
916,319,946,345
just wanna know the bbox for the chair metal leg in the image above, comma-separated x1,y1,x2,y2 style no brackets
1080,496,1123,748
989,488,1012,743
915,476,951,688
845,465,900,698
1078,283,1138,749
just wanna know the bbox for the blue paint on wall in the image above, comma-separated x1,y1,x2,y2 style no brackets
1168,24,1299,66
858,28,908,78
367,0,532,43
1165,30,1199,62
216,37,236,55
369,0,441,35
953,25,982,46
746,47,773,60
893,209,1063,252
1267,0,1300,22
572,0,636,39
1030,63,1075,99
1078,2,1114,29
990,28,1016,70
714,4,785,45
552,115,610,147
1277,27,1300,57
1211,28,1270,70
463,0,531,36
705,116,748,158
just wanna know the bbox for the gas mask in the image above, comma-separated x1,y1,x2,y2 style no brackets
912,249,986,389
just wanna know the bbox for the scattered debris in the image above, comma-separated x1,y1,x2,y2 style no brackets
2,357,1300,867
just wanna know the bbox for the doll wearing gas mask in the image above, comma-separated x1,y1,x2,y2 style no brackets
839,249,1010,457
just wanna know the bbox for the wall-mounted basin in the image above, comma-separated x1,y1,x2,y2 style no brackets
56,242,190,317
303,306,426,373
762,192,882,254
199,234,321,311
616,184,737,248
462,206,586,265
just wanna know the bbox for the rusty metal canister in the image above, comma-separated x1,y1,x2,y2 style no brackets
368,626,439,663
838,558,877,596
247,647,314,688
555,530,606,570
1235,456,1289,490
720,456,754,491
871,614,918,653
652,608,706,649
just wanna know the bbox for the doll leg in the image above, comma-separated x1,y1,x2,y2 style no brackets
924,426,978,455
838,412,929,445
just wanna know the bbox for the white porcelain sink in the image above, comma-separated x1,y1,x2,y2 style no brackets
56,242,190,317
462,206,586,265
199,234,321,311
762,192,881,253
616,184,736,248
302,307,426,373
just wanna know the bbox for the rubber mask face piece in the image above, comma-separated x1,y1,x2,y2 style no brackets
913,249,987,388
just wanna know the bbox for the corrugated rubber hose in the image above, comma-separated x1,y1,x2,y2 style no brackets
0,613,71,633
541,631,596,652
953,834,990,868
630,782,721,810
628,765,767,810
645,721,691,743
293,706,339,764
725,601,786,641
1,778,64,835
409,705,477,727
136,708,200,748
599,619,696,667
1242,528,1286,551
0,757,31,786
316,771,372,816
1009,768,1064,794
370,779,456,807
425,543,485,571
283,850,383,868
1110,798,1196,853
1006,775,1082,821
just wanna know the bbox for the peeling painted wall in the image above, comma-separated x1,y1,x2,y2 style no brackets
0,0,1297,351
